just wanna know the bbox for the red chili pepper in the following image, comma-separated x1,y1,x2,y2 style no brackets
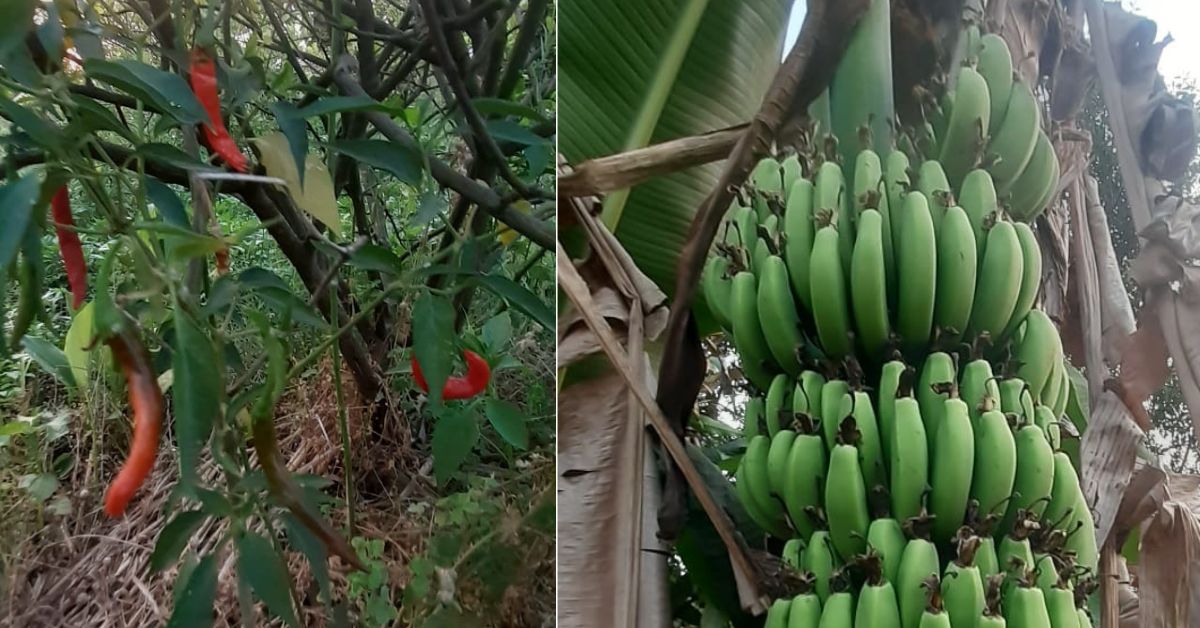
103,332,164,517
50,186,87,310
189,47,248,173
411,349,491,400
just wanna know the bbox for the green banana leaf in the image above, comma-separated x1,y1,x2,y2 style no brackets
560,0,795,292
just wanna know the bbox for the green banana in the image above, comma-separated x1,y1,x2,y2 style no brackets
1003,425,1055,532
938,66,992,189
1003,575,1052,628
810,220,854,359
1016,310,1061,401
867,517,907,585
967,220,1023,339
767,373,794,436
765,598,793,628
852,208,892,357
783,422,827,540
975,536,1000,580
805,530,839,602
977,34,1015,134
855,555,902,628
1065,491,1098,574
1040,359,1064,409
897,191,937,354
782,538,806,569
934,206,978,341
917,160,953,233
753,157,784,194
980,575,1008,628
789,584,823,628
878,360,907,462
998,378,1033,426
917,352,955,450
1051,366,1070,418
768,429,799,503
1077,609,1093,628
1008,130,1059,222
821,379,852,450
987,80,1040,194
745,396,765,440
854,149,884,219
810,89,833,138
1033,554,1060,593
736,456,787,537
850,390,885,490
758,255,807,376
971,409,1018,520
956,24,982,63
798,370,827,423
724,204,758,267
702,255,734,331
957,169,997,261
815,161,853,275
826,426,870,559
783,154,804,195
829,0,894,170
819,590,854,628
890,397,929,522
960,358,1000,423
1001,222,1044,341
930,396,976,542
1035,405,1062,450
932,93,953,155
897,521,941,628
1044,583,1077,628
885,150,912,224
998,518,1037,586
730,270,778,390
745,434,790,533
755,235,773,275
785,178,817,313
877,181,897,307
942,537,985,628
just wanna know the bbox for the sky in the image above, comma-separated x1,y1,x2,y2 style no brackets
782,0,1198,81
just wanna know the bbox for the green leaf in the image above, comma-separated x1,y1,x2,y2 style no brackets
145,178,191,228
166,553,218,628
256,287,327,328
484,119,546,146
172,310,221,488
21,337,74,389
331,139,424,185
298,95,389,118
471,98,547,122
138,143,221,172
0,174,41,274
71,98,137,142
431,407,480,485
481,312,512,351
237,532,299,628
560,0,791,290
412,293,457,406
282,513,332,606
347,244,402,275
270,101,308,187
484,399,529,450
413,191,447,226
84,59,208,124
0,98,60,150
0,1,35,60
238,267,292,291
475,275,552,331
1065,361,1089,434
21,472,58,501
150,510,208,572
64,302,95,391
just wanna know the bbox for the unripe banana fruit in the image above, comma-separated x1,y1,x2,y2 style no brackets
957,169,997,261
938,66,991,189
986,80,1040,194
977,34,1015,133
930,397,975,542
967,220,1023,339
897,191,937,354
934,206,978,341
757,256,807,376
784,179,817,313
971,409,1017,520
810,222,854,359
852,209,892,357
730,270,778,390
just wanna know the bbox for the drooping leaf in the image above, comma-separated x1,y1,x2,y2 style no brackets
0,98,61,150
166,553,218,628
63,301,94,390
84,59,208,124
347,244,403,275
484,399,529,450
138,143,221,172
282,513,332,606
331,139,424,186
237,532,299,628
475,275,553,331
172,310,221,488
431,407,481,485
21,337,74,389
471,98,547,122
0,174,42,274
411,292,456,407
270,101,308,187
0,1,35,61
253,132,342,236
150,510,208,572
484,119,546,146
297,95,389,118
145,178,192,229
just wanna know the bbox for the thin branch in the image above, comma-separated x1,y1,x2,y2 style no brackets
497,0,549,99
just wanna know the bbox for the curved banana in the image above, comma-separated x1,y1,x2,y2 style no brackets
826,435,870,559
917,352,955,450
810,221,854,360
971,408,1018,520
977,34,1015,133
851,390,885,491
852,209,892,357
785,179,817,313
766,374,793,436
856,567,902,628
821,379,853,451
1052,366,1070,418
930,397,976,542
782,538,805,569
783,154,804,196
1044,451,1081,531
1077,608,1094,628
829,0,894,170
798,370,827,423
885,150,911,263
765,598,793,628
736,456,788,537
815,161,853,275
701,256,734,331
758,256,807,376
938,66,991,189
897,529,941,628
1002,424,1055,533
986,80,1040,194
819,590,854,628
724,204,758,268
878,360,908,462
998,378,1033,426
1065,492,1098,574
789,589,822,628
957,169,997,263
890,397,929,522
1035,404,1062,451
934,206,978,341
730,270,778,390
960,358,1001,423
1044,583,1077,628
942,539,985,628
967,220,1023,339
1000,222,1043,341
867,517,907,585
805,530,839,603
1007,130,1059,222
1015,310,1061,401
784,428,827,540
975,537,1000,580
1004,580,1051,628
897,191,938,354
768,429,799,501
918,160,953,234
